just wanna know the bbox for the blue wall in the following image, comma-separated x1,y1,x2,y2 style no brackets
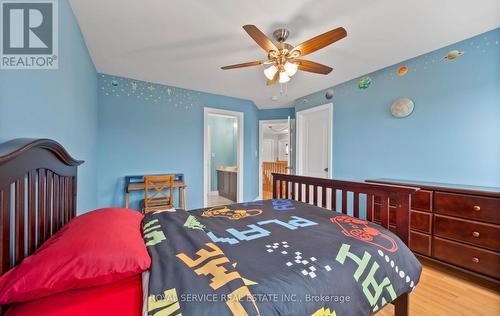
97,75,259,210
208,116,237,191
294,28,500,187
2,5,496,217
0,0,98,212
258,108,295,120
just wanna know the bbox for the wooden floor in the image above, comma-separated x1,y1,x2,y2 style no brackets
378,258,500,315
263,189,273,200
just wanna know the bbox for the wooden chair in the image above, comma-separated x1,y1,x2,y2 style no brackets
142,175,175,213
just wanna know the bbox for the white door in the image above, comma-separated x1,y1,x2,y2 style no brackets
287,116,296,175
277,139,287,161
262,139,275,162
296,104,332,179
207,125,212,193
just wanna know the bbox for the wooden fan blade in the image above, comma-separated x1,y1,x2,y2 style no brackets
266,71,279,86
292,27,347,57
243,25,279,53
297,60,333,74
221,60,265,70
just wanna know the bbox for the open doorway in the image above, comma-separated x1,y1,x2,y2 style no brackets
259,119,295,199
204,108,244,207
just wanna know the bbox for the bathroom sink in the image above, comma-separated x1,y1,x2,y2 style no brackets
217,166,237,172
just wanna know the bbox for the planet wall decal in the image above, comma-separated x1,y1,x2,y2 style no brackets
443,50,464,61
358,76,372,90
397,65,408,76
325,89,334,99
390,98,415,118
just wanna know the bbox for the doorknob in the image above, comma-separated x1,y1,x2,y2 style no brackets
323,168,329,172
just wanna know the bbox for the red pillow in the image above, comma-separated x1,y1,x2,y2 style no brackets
5,275,143,316
0,208,150,304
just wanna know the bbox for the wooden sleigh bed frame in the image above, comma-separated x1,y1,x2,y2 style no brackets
0,138,418,316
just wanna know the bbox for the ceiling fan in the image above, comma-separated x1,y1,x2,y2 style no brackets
221,25,347,85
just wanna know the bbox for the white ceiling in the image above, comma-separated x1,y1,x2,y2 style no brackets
263,122,289,137
69,0,500,109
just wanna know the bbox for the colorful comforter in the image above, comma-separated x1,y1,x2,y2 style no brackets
143,199,421,316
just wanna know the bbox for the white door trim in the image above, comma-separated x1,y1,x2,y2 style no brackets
204,107,244,207
296,103,333,178
258,119,288,199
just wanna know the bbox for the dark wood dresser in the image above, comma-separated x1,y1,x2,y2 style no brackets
367,179,500,282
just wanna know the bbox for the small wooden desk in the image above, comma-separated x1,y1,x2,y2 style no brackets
125,174,187,209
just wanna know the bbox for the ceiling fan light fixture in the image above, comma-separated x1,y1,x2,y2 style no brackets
264,65,278,80
221,25,347,86
279,71,290,83
284,61,298,77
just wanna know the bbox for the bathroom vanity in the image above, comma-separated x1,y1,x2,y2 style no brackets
217,166,237,202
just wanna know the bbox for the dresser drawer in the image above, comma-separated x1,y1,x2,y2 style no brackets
373,190,432,212
411,190,432,212
433,237,500,279
434,215,500,251
373,196,396,207
435,192,500,224
411,210,432,233
373,204,396,225
410,231,431,256
374,205,431,233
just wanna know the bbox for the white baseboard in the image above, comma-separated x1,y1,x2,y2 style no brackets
208,191,219,196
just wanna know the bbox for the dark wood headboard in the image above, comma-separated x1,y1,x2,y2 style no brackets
0,139,83,275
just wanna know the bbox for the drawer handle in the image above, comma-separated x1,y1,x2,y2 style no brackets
473,205,481,211
472,257,480,264
472,231,480,238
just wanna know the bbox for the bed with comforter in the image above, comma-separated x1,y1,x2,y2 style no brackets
144,200,421,315
0,139,421,316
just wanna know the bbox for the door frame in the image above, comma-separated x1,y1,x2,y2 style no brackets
258,119,289,199
296,103,333,178
203,107,244,207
